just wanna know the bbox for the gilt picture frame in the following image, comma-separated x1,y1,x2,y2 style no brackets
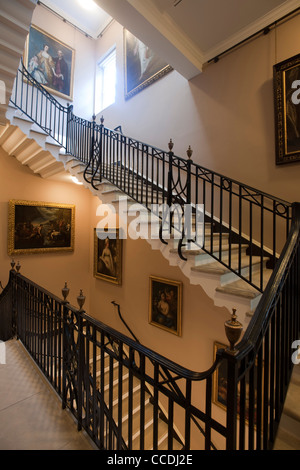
273,53,300,165
8,200,75,255
149,276,182,336
124,29,173,100
94,228,122,285
24,24,75,101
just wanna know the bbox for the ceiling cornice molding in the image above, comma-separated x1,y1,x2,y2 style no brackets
96,0,202,79
203,0,300,62
126,0,204,71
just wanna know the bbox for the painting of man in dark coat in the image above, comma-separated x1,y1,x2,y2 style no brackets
53,49,69,96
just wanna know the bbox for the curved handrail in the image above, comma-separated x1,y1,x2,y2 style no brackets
82,309,224,382
231,202,300,361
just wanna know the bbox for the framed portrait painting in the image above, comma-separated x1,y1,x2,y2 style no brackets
274,53,300,164
8,200,75,255
124,29,173,100
149,276,182,336
94,228,122,285
24,24,75,100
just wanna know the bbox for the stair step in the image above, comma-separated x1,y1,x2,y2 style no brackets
191,255,268,277
169,243,248,260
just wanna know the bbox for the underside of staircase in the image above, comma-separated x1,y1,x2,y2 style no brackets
0,105,273,328
0,0,36,126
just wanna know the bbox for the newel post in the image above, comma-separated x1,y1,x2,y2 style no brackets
10,260,20,338
224,308,243,450
76,289,86,432
186,145,193,206
66,103,73,154
61,281,69,410
99,115,104,182
167,139,174,207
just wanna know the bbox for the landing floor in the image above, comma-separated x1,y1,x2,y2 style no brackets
0,339,95,451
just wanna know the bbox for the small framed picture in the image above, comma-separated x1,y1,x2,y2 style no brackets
8,200,75,255
273,53,300,164
149,276,182,336
94,228,122,285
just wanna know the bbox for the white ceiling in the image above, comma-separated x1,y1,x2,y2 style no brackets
41,0,112,38
42,0,300,79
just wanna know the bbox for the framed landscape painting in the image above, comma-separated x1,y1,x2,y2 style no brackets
24,24,75,100
274,53,300,164
94,228,122,285
124,29,172,100
8,200,75,255
149,276,182,336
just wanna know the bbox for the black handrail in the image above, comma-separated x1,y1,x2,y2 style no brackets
3,269,226,450
220,202,300,450
111,299,218,449
6,59,300,450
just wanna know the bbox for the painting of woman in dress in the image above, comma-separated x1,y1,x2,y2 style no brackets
94,229,122,285
24,25,74,100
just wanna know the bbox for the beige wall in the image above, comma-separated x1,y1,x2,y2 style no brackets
96,15,300,204
89,196,229,371
0,146,95,310
4,6,300,374
0,142,230,374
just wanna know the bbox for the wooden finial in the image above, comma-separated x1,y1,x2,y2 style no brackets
186,145,193,159
62,282,69,302
77,289,86,311
224,308,243,354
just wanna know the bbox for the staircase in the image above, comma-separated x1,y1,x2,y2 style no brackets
0,106,274,328
0,4,299,450
87,346,183,450
273,365,300,450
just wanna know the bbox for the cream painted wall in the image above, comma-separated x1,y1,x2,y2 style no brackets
0,146,96,310
0,142,230,375
4,5,300,376
95,15,300,204
89,197,229,373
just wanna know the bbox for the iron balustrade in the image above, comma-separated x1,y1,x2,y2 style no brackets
1,203,299,451
2,269,228,450
2,55,299,452
10,60,292,294
10,59,69,149
224,202,300,450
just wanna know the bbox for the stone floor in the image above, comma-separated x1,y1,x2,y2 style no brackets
0,339,96,451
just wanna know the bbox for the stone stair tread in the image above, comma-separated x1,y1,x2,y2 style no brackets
216,265,271,294
216,283,259,299
281,380,300,422
273,426,300,450
169,243,248,257
191,255,267,275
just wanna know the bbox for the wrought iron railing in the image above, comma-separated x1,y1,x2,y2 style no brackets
1,205,299,450
9,60,293,294
224,202,300,450
3,59,300,450
2,268,230,450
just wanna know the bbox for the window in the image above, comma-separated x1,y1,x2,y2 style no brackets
95,48,116,114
